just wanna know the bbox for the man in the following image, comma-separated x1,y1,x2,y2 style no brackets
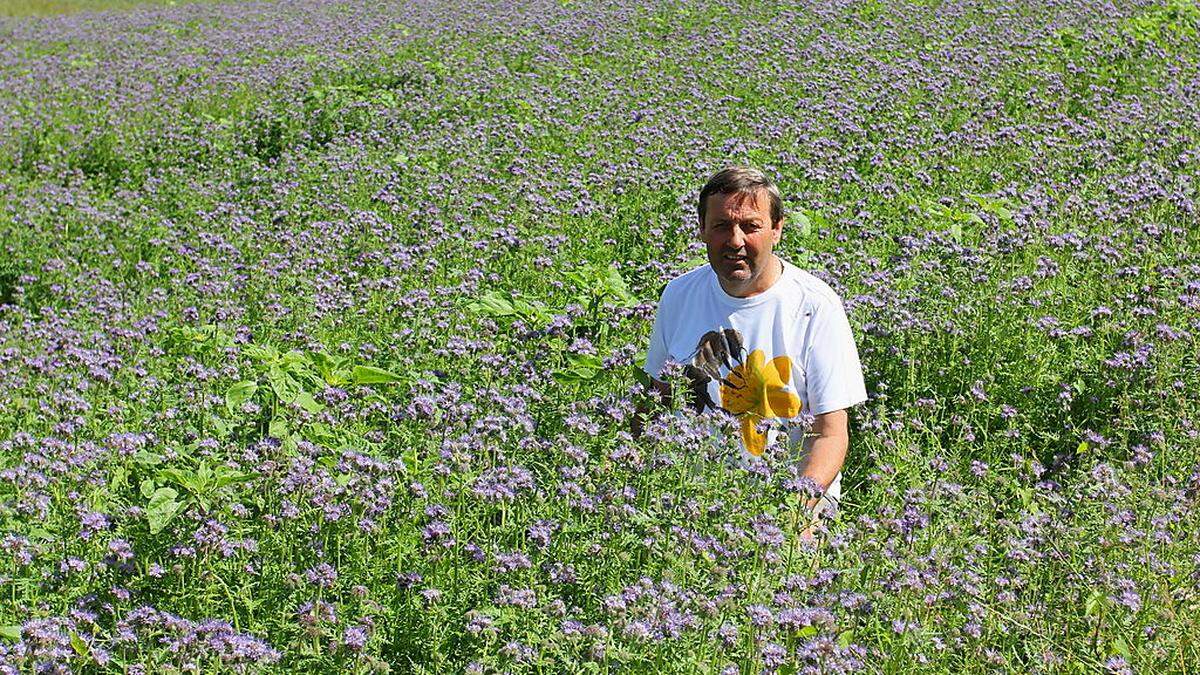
641,166,868,522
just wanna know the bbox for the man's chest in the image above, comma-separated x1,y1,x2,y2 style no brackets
665,300,814,416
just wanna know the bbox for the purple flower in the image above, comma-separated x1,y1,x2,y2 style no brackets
341,625,369,652
304,562,337,589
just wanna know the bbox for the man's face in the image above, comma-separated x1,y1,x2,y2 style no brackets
700,189,783,297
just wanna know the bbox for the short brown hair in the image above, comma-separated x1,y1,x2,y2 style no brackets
697,166,784,227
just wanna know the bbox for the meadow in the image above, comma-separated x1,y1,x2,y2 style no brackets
1,0,1198,672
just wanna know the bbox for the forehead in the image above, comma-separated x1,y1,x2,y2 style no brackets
703,189,772,221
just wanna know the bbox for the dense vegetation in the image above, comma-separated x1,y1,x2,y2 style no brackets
1,0,1198,671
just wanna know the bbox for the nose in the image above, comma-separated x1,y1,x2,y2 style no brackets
727,225,746,250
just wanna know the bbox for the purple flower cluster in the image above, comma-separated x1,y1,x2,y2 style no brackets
0,0,1198,671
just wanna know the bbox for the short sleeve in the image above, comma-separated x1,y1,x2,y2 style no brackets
642,296,671,380
802,298,868,415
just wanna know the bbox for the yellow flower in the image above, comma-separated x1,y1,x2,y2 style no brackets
720,349,801,456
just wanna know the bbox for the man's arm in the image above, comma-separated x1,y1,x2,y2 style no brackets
798,408,850,508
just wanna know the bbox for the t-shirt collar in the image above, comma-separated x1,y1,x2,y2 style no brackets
708,256,791,308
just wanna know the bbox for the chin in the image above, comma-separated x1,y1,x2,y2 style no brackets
721,270,752,284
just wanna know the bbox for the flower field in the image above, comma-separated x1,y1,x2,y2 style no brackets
1,0,1198,671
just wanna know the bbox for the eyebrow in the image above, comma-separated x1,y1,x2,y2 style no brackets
710,215,766,225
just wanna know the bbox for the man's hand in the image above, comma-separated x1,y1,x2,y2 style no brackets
631,377,672,438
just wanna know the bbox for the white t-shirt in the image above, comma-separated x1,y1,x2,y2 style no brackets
643,258,868,500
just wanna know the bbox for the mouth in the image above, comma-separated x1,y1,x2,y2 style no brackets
722,254,748,264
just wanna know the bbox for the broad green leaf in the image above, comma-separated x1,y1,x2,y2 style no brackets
632,364,652,389
211,414,230,438
308,351,351,384
214,466,256,489
243,343,279,362
280,350,307,367
554,354,604,383
132,450,164,466
466,291,516,317
0,626,20,642
269,417,289,439
966,193,1014,220
294,390,325,414
512,298,551,324
948,220,962,242
837,630,855,647
140,479,156,499
267,367,300,404
1111,637,1131,659
109,466,127,492
70,631,88,657
567,353,604,369
147,487,183,535
352,365,405,385
225,380,258,412
601,265,637,305
156,468,194,491
793,210,813,237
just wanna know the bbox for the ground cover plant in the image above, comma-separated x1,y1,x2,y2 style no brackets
1,0,1199,671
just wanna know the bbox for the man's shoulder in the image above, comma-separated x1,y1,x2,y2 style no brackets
659,263,712,303
780,261,844,309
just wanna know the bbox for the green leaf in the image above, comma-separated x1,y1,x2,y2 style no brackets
795,625,819,638
147,487,183,534
351,365,405,385
213,466,256,489
294,390,325,414
793,210,813,237
70,631,89,657
132,450,164,466
156,468,194,491
269,417,289,439
466,291,516,317
0,626,20,642
109,466,128,492
139,479,156,499
632,364,652,389
1111,637,1131,659
225,380,258,412
837,629,855,647
267,367,300,404
600,265,637,305
512,297,552,324
243,343,280,362
308,351,351,385
554,354,604,384
966,193,1014,220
